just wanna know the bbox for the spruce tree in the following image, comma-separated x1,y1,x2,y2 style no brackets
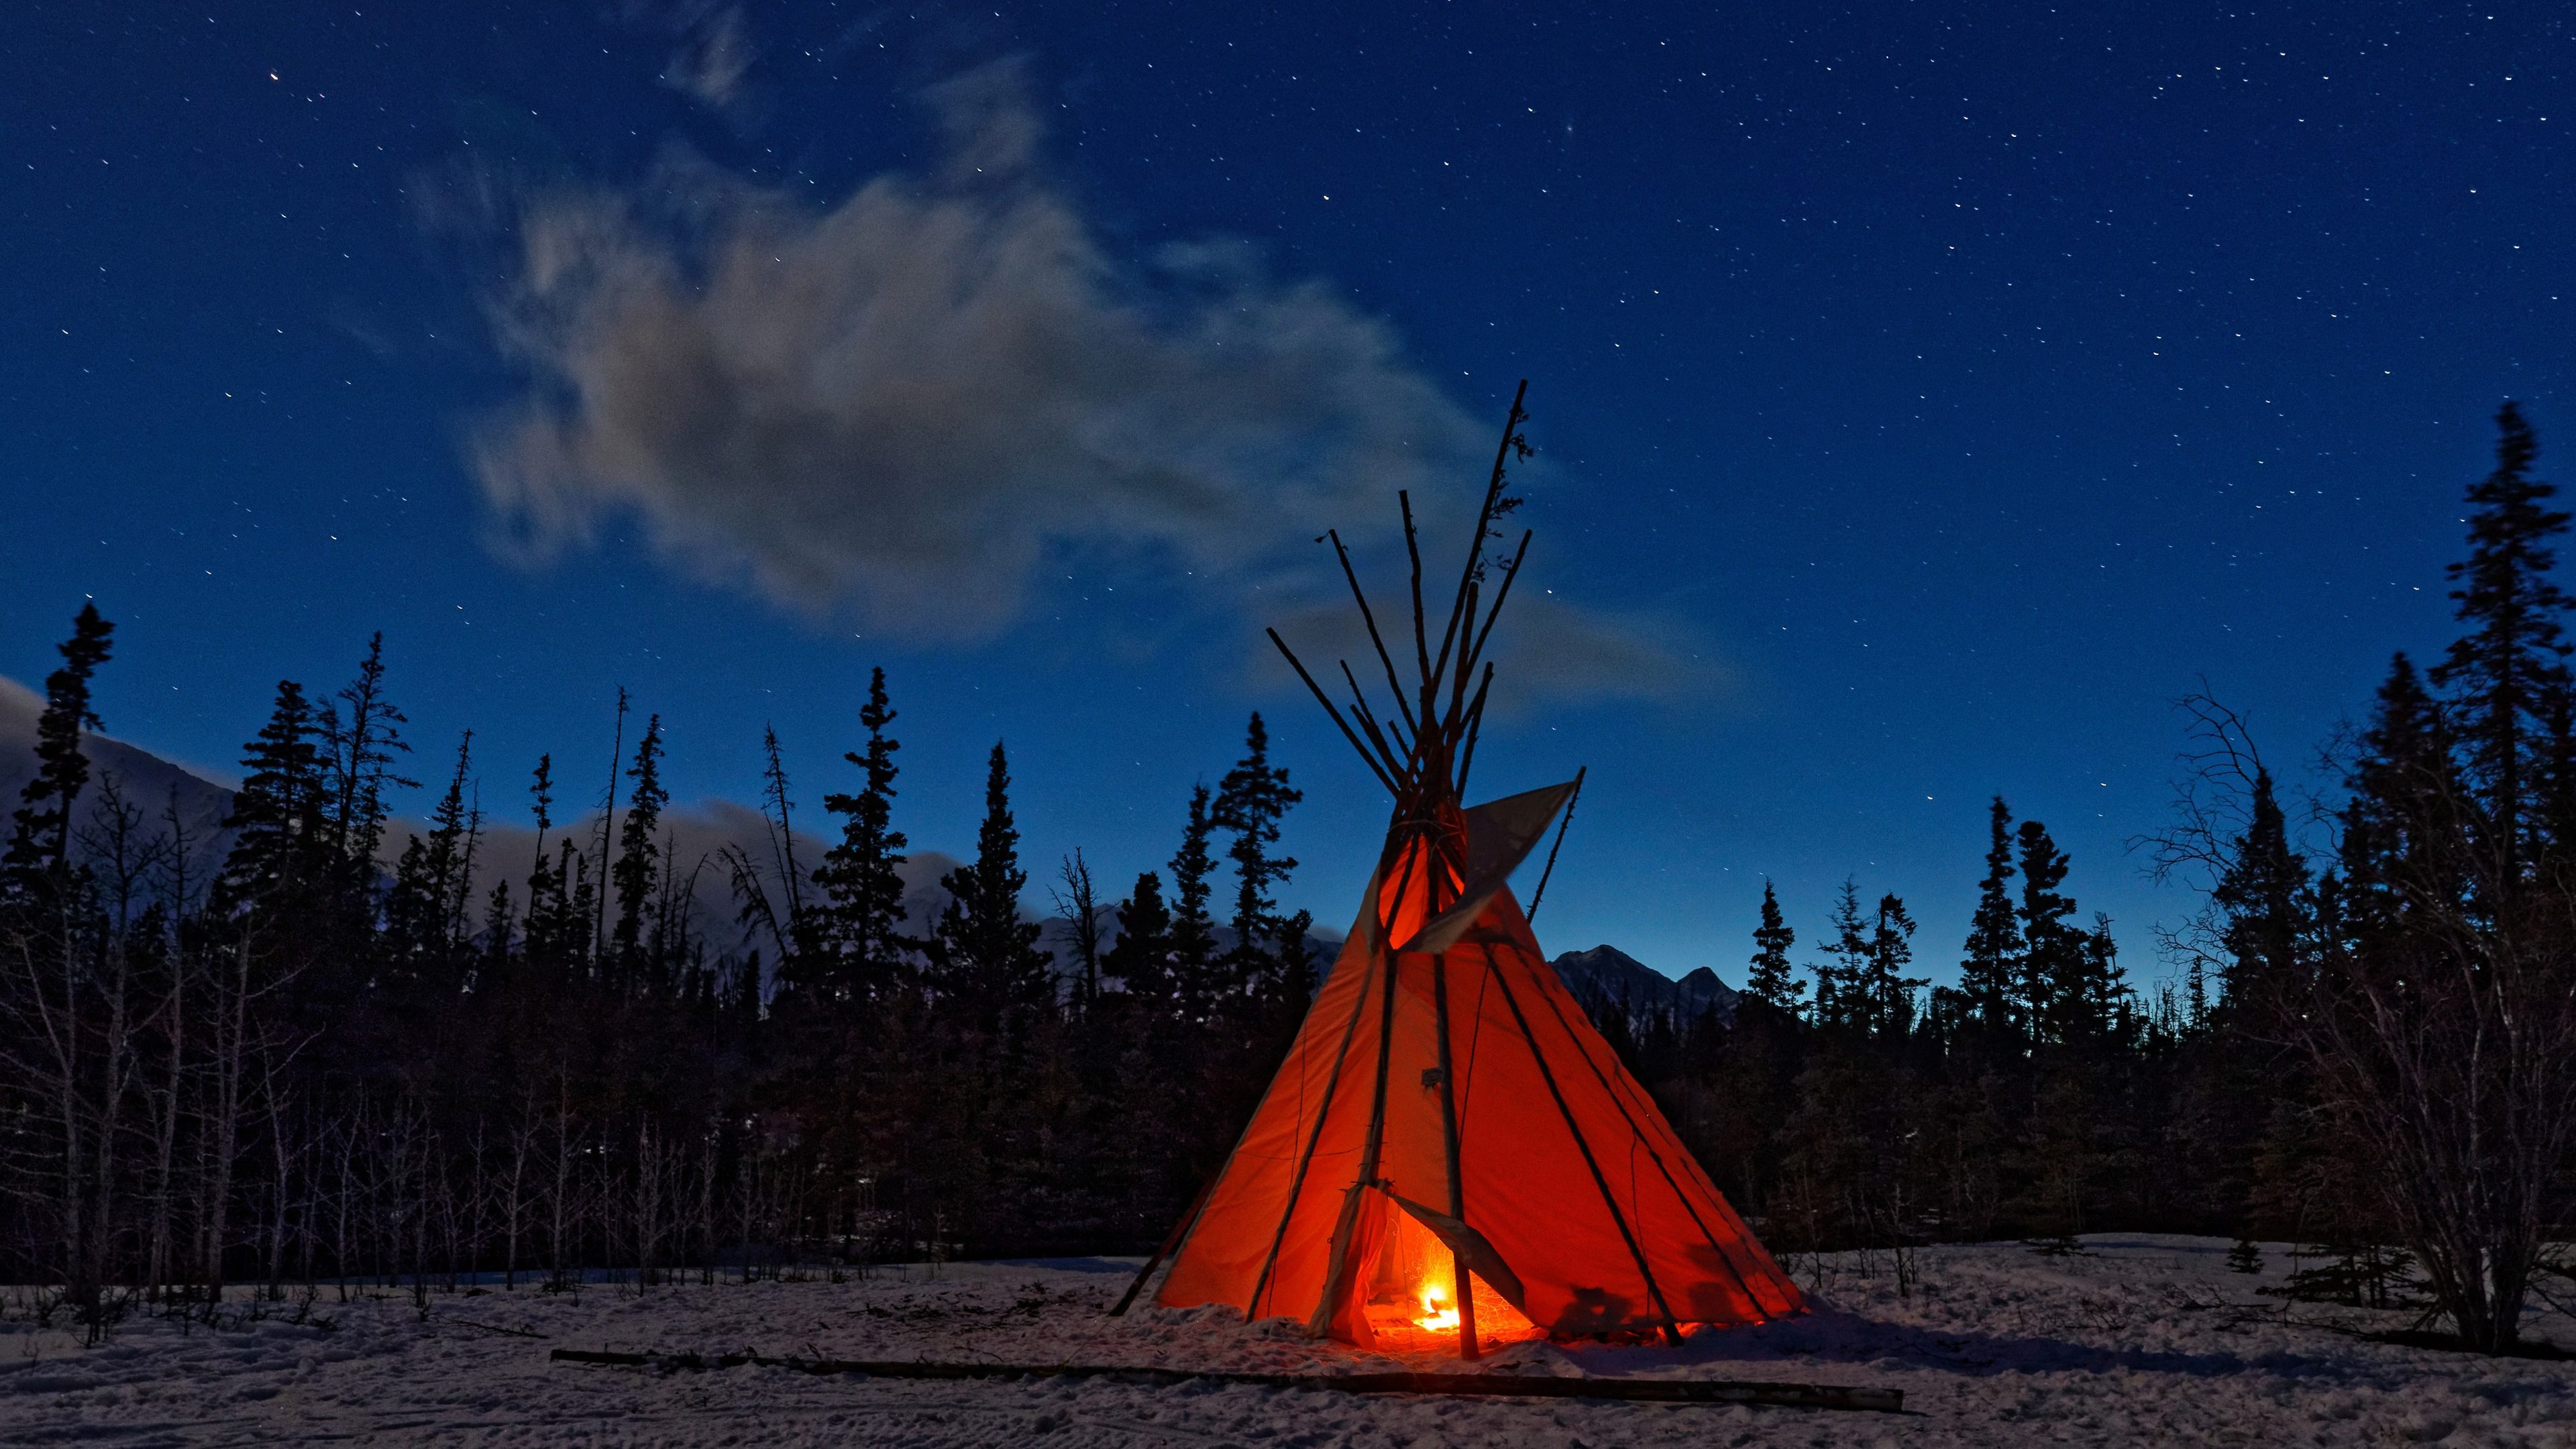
521,754,571,967
1211,712,1302,992
1862,892,1925,1039
2210,766,2306,1029
4,602,115,883
321,631,412,878
2292,421,2576,1352
384,735,479,966
1743,880,1801,1014
929,742,1053,1035
481,876,515,969
430,733,476,943
1813,878,1868,1028
2015,819,2076,1042
804,668,910,1001
1960,796,2021,1038
1167,785,1220,1016
1103,871,1175,1010
2341,655,2463,918
215,680,332,920
2066,912,2129,1043
559,838,597,965
609,714,666,976
385,833,436,953
2427,401,2570,892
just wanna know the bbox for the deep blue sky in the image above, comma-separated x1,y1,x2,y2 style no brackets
5,2,2569,985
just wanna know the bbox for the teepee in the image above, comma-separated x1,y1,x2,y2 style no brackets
1113,383,1803,1358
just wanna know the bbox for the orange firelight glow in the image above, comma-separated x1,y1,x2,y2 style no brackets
1414,1279,1460,1333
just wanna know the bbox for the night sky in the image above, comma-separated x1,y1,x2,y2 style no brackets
5,3,2570,985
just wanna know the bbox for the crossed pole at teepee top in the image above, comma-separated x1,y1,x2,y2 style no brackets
1114,382,1638,1360
1261,381,1550,1360
1265,377,1536,844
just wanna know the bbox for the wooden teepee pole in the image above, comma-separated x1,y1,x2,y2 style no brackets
1107,1170,1220,1316
1524,766,1587,925
1430,949,1478,1358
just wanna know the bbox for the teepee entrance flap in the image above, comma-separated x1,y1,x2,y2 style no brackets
1383,1188,1525,1309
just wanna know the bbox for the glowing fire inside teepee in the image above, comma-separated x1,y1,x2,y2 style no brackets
1415,1279,1460,1333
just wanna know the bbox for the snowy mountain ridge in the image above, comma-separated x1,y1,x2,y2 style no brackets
3,676,1725,1010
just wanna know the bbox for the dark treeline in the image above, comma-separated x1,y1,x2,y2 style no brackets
8,404,2575,1352
1597,404,2576,1352
0,638,1322,1335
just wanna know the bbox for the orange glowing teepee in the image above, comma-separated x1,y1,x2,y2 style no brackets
1110,382,1804,1358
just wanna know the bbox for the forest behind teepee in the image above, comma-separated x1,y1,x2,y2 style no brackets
7,404,2576,1354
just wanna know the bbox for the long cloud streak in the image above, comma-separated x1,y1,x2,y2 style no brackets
472,59,1725,703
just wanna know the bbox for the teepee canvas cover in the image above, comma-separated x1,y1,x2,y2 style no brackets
1128,384,1802,1356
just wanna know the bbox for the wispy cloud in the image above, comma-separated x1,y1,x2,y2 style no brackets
657,4,757,111
469,58,1730,702
1263,590,1733,711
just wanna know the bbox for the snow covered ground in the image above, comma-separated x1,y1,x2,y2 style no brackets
5,1235,2574,1446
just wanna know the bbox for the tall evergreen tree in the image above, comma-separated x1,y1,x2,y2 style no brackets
1860,892,1925,1039
1103,871,1175,1010
2067,912,2130,1042
1743,880,1802,1013
388,733,479,961
1211,713,1303,990
2427,401,2571,892
928,743,1052,1034
2283,435,2576,1350
2341,655,2464,916
1813,877,1869,1028
480,875,516,971
214,680,332,920
520,753,577,968
1959,796,2021,1036
2015,819,2076,1042
803,668,909,1001
1166,785,1220,1016
609,714,667,975
2210,766,2307,1028
4,602,115,882
321,631,412,879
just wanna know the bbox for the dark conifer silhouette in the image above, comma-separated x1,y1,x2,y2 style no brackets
2210,766,2305,1029
1860,893,1925,1040
2428,400,2569,891
321,631,411,879
1210,712,1305,994
609,714,667,977
5,602,115,882
928,743,1052,1036
1104,871,1174,1007
1813,877,1868,1028
1958,796,2021,1036
2014,818,2077,1041
215,681,331,920
802,667,908,1002
1164,784,1220,1018
1743,879,1800,1013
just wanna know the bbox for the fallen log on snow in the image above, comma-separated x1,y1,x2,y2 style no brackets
546,1347,1904,1413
